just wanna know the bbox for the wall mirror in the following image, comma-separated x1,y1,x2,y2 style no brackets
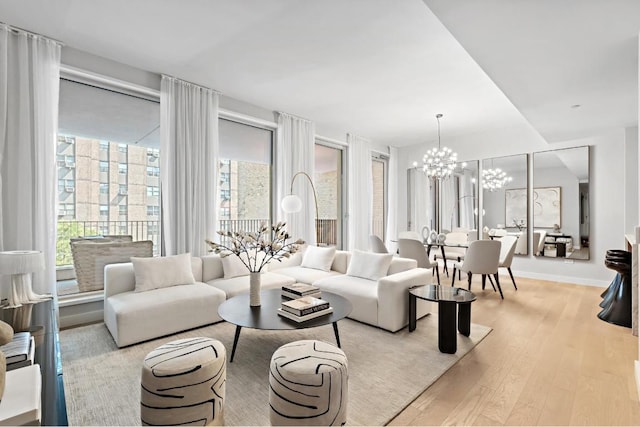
481,154,529,255
407,160,479,240
532,146,590,260
439,161,479,237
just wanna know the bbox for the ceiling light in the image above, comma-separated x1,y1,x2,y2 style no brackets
421,114,457,180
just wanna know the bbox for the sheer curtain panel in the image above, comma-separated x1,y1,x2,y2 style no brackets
160,76,219,256
347,133,372,251
385,146,398,253
275,113,315,245
0,24,61,298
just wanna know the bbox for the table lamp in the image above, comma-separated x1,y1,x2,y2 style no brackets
0,250,50,308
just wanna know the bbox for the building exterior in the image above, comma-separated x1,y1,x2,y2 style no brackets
56,135,161,264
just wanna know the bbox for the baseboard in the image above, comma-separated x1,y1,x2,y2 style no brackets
511,270,609,287
59,307,103,329
635,360,640,401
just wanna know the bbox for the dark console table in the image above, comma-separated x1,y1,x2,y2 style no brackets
1,299,69,426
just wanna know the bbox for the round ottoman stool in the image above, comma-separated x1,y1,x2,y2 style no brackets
269,340,348,426
141,337,226,426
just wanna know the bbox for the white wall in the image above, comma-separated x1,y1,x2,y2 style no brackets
533,164,580,248
625,126,639,234
398,124,627,286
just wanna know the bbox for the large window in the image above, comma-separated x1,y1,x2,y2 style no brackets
218,118,273,242
315,143,344,248
56,74,160,297
371,156,387,240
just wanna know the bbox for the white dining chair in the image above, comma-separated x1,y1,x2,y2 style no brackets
451,240,503,298
496,235,519,290
398,238,440,285
369,235,389,254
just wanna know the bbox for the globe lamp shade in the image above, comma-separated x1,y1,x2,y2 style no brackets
281,194,303,213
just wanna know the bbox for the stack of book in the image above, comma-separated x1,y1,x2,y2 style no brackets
1,331,35,371
278,296,333,322
281,283,321,300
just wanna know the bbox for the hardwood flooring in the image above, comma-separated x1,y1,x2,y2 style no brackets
389,274,640,426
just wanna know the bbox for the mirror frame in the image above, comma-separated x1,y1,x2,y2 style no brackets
532,146,590,261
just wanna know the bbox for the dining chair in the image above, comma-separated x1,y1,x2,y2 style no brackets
451,240,503,298
496,235,518,290
433,231,467,279
398,238,440,285
369,235,389,254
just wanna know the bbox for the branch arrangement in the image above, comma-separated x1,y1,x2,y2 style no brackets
205,222,304,273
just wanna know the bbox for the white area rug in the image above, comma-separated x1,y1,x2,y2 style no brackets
60,315,491,426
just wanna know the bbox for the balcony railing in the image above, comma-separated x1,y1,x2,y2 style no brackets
56,220,160,266
57,218,342,267
217,218,339,247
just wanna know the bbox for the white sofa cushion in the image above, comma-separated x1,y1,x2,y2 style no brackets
131,253,196,292
273,266,342,285
206,271,295,299
221,254,250,278
346,250,393,281
300,246,336,271
314,275,378,326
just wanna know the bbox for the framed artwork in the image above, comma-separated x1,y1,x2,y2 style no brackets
505,188,527,228
533,186,561,228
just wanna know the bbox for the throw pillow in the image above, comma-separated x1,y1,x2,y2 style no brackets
300,246,337,272
221,254,250,278
132,253,196,292
346,250,393,281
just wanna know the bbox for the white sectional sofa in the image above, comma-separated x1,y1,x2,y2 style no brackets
104,248,432,347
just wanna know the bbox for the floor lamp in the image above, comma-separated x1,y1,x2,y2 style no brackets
0,250,51,308
281,171,320,245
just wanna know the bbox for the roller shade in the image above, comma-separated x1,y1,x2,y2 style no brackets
58,78,160,147
219,118,272,164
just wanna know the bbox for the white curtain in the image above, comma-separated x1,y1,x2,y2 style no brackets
385,146,398,253
160,75,219,256
459,170,475,230
440,177,457,232
275,112,315,245
347,133,372,251
0,24,61,297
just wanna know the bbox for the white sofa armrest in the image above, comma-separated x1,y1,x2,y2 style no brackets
376,267,431,332
104,263,136,299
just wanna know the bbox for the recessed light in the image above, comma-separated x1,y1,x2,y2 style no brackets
570,104,581,109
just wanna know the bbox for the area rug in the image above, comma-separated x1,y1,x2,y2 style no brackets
60,316,491,426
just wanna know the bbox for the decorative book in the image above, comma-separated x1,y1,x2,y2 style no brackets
7,336,35,371
0,364,42,425
281,290,322,300
281,283,320,296
281,296,330,316
0,331,31,364
277,307,334,323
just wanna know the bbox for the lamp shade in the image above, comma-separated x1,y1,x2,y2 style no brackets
281,194,303,213
0,251,45,274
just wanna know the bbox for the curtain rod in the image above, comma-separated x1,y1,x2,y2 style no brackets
0,22,64,45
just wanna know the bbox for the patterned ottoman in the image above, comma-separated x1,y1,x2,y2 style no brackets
269,340,348,426
141,337,226,426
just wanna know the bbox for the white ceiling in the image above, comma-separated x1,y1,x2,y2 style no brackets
0,0,638,147
424,0,640,143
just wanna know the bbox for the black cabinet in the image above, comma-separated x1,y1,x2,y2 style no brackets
1,300,69,426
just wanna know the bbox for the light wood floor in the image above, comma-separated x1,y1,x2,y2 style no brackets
389,274,640,426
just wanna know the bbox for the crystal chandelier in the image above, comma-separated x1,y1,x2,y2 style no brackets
422,114,458,180
482,165,512,191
